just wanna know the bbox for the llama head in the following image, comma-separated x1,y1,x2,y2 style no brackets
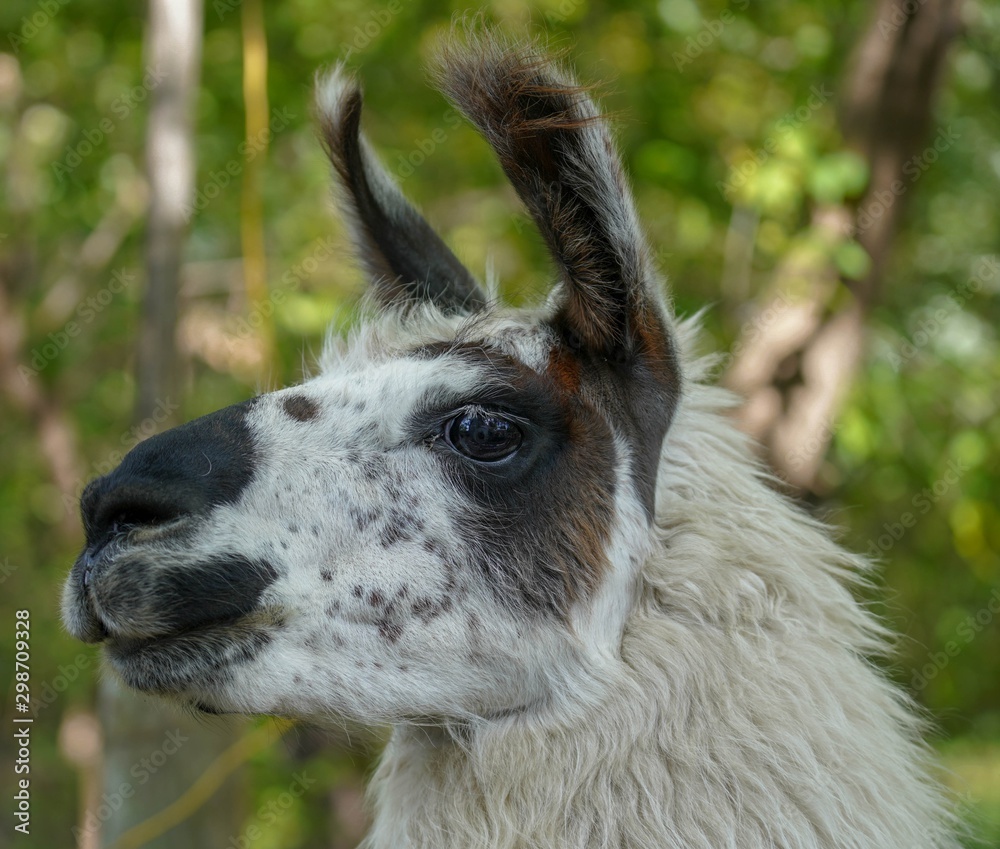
62,33,680,725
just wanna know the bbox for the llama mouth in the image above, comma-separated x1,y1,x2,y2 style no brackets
80,516,194,592
103,612,278,694
74,546,280,650
66,518,198,644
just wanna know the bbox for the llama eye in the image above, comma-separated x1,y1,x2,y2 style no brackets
445,410,523,462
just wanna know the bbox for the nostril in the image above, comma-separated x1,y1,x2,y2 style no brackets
81,518,131,591
87,492,192,550
107,506,179,534
81,502,191,593
78,397,258,548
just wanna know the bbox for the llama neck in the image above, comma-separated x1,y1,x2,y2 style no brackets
363,596,958,849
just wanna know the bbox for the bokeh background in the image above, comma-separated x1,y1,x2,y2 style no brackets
1,0,998,847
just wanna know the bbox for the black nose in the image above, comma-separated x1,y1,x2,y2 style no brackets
81,399,259,550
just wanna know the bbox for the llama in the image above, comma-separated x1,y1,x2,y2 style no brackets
63,31,960,849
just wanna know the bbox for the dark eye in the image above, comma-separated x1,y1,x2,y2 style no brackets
445,410,523,462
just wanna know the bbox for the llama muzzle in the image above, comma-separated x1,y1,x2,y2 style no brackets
63,399,276,657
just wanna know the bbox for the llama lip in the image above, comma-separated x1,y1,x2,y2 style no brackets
78,531,122,593
104,616,241,657
102,613,275,695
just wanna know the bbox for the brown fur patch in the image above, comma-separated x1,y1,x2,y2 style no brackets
434,32,644,353
413,340,615,617
282,395,320,422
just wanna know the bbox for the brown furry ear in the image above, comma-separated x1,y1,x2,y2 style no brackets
432,31,663,354
315,67,487,315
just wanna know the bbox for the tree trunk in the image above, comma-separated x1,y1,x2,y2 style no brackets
724,0,962,494
98,2,248,848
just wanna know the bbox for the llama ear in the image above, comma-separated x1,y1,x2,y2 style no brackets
433,34,667,354
315,68,487,315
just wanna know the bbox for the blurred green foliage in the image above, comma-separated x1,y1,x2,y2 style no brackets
1,0,998,846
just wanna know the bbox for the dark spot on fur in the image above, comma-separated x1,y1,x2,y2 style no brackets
368,590,386,609
377,619,403,644
379,522,408,547
361,455,389,483
352,585,363,598
320,569,333,582
411,597,436,619
282,395,320,422
353,509,380,531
